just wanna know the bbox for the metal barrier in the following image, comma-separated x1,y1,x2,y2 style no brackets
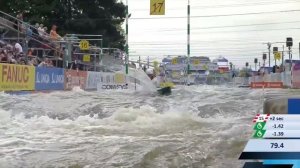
63,34,103,71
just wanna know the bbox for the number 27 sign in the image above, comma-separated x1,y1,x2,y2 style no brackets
150,0,165,15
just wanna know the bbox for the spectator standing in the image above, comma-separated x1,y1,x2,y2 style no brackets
26,25,33,37
50,25,61,41
27,48,33,57
47,59,53,67
38,57,53,67
7,51,17,64
38,24,44,36
28,23,40,48
0,50,6,62
38,58,48,67
32,23,39,36
50,25,63,57
14,42,23,54
14,13,23,32
19,58,26,65
43,27,48,38
28,56,38,66
0,28,6,40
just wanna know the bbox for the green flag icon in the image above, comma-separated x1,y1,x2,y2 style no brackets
253,122,266,130
253,130,266,138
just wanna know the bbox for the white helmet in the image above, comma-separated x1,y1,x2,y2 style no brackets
146,69,154,75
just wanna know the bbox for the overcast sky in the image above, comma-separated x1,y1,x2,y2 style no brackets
122,0,300,67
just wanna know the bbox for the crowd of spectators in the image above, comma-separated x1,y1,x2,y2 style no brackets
0,12,64,67
13,13,61,41
0,40,53,67
1,13,115,71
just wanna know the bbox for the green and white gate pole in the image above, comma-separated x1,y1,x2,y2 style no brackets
187,0,191,74
125,0,129,74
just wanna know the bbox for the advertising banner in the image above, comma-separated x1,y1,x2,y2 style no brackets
251,82,283,89
0,64,35,91
97,83,129,91
292,63,300,88
64,69,87,90
86,71,103,90
35,67,65,91
86,72,127,90
96,72,128,91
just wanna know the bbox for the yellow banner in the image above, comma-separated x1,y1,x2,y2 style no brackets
0,64,35,91
150,0,165,15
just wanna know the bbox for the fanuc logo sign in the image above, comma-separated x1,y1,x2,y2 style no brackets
0,64,35,91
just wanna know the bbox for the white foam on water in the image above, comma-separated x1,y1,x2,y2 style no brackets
127,68,157,92
0,109,11,127
72,86,84,92
0,85,272,167
1,105,206,134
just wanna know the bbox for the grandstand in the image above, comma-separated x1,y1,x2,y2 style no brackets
0,11,130,72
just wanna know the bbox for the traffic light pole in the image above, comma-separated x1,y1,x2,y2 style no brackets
282,45,284,66
187,0,190,74
125,0,129,74
268,43,271,67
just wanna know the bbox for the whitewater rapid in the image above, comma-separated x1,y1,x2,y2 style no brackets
0,86,268,168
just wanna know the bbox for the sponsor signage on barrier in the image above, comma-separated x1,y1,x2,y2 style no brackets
97,83,129,90
292,63,300,88
35,67,64,91
86,72,127,90
0,64,35,91
115,73,126,84
65,70,87,90
251,82,283,88
96,72,128,91
86,71,104,90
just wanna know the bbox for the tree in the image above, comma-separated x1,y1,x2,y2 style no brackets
0,0,126,49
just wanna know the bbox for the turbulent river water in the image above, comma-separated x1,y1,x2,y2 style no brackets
0,85,269,168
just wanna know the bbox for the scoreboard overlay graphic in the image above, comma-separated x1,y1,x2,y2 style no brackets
239,99,300,168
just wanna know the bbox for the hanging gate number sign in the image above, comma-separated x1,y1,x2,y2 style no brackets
79,40,90,50
150,0,165,15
